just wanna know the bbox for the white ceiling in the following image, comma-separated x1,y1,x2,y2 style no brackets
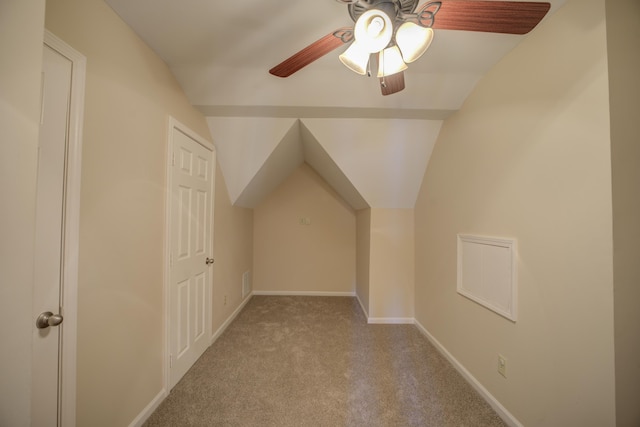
104,0,566,208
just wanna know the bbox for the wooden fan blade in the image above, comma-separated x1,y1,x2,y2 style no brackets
269,28,353,78
430,1,551,35
380,72,405,96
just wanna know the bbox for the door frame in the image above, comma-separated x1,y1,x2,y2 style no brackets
163,117,216,393
39,30,85,427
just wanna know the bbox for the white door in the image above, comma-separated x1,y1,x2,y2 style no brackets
168,122,215,389
32,33,85,427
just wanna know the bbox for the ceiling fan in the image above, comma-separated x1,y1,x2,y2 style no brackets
269,0,551,95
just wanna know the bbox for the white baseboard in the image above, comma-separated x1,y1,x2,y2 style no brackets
413,319,523,427
130,294,254,427
352,293,414,324
253,292,412,325
252,290,356,297
368,317,414,324
355,293,369,318
131,294,519,427
128,388,167,427
210,292,254,345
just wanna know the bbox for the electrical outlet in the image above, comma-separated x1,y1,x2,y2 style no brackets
498,354,507,378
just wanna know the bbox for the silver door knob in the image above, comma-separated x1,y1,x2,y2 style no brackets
205,257,215,265
36,311,64,329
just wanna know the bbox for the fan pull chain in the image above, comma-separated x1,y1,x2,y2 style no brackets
380,52,386,87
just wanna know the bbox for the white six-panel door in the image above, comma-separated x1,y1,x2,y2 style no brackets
168,122,215,389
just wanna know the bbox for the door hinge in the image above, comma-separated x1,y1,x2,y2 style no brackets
169,354,173,368
171,152,176,166
169,252,173,268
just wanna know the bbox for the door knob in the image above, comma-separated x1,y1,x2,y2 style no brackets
36,311,64,329
205,257,215,265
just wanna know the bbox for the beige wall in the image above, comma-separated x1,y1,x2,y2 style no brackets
369,209,415,320
355,209,371,315
212,166,254,330
0,1,45,425
44,0,252,424
253,163,356,294
20,0,631,425
414,1,616,425
606,1,640,425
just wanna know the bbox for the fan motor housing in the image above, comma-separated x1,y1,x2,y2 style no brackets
348,0,419,23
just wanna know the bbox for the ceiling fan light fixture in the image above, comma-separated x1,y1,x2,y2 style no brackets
377,45,408,77
354,8,394,53
270,0,551,95
339,42,370,75
396,22,434,63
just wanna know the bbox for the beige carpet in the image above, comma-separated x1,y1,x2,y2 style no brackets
144,296,506,426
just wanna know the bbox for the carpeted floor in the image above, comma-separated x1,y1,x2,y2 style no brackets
144,296,506,426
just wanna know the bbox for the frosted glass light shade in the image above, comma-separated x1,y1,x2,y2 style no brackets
354,9,393,53
396,23,434,63
339,42,370,75
377,45,408,77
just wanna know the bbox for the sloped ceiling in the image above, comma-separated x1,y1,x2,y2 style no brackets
207,117,441,209
105,0,566,209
